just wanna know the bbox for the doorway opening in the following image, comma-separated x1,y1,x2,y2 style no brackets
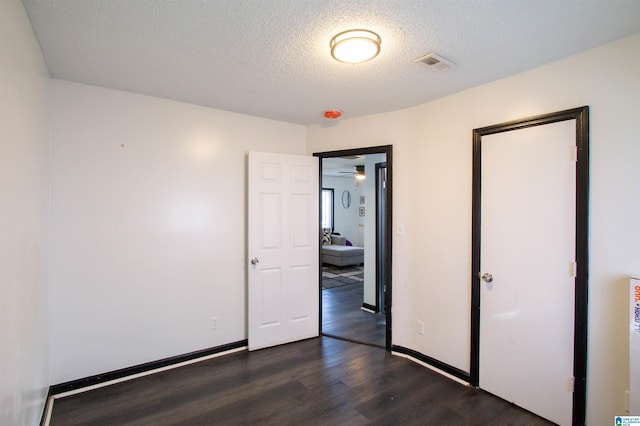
314,145,392,350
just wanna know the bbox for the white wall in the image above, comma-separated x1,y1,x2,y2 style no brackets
49,80,306,384
321,175,359,243
307,33,640,425
0,1,51,424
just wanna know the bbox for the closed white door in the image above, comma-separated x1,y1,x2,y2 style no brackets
479,120,576,425
248,151,319,351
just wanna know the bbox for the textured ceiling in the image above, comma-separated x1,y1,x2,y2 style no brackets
22,0,640,125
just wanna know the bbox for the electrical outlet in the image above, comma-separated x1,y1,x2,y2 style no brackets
416,320,425,335
211,316,219,329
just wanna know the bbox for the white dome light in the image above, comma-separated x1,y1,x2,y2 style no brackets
330,29,381,64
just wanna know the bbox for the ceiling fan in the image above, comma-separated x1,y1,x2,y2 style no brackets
339,165,366,180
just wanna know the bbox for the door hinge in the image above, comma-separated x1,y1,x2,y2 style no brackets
570,261,577,278
569,376,575,393
571,146,578,162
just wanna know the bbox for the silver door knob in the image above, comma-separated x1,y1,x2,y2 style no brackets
250,258,259,265
481,273,493,283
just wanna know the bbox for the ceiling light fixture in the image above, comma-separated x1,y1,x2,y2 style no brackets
330,29,381,64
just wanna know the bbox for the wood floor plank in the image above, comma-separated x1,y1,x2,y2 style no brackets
50,337,554,425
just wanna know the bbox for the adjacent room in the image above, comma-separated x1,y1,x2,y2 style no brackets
3,0,640,425
321,152,388,348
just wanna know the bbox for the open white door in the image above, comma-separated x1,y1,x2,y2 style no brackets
479,120,576,425
248,151,319,351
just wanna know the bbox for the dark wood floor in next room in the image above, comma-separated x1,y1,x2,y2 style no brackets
49,337,554,425
322,279,386,347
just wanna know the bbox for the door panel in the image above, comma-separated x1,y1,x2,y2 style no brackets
291,194,310,247
259,268,283,327
291,265,312,320
260,194,281,248
479,120,576,425
248,152,319,351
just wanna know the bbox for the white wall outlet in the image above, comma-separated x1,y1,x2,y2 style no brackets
416,320,425,335
211,316,219,329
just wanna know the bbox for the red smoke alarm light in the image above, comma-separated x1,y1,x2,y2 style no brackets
324,110,342,119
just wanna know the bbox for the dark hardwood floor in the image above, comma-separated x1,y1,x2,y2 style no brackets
322,280,386,347
49,337,554,425
321,264,386,347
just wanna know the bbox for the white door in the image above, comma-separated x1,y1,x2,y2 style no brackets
248,151,319,351
479,120,576,425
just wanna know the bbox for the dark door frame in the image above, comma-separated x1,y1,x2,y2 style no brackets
314,145,393,350
375,162,387,314
470,106,589,425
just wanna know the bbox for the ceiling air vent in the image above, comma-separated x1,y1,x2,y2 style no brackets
414,52,455,72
